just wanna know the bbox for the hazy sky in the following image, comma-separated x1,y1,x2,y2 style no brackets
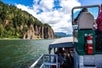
2,0,102,34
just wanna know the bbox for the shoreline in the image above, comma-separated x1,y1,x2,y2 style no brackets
0,38,54,40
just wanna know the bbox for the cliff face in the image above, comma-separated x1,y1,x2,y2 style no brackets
0,1,54,39
23,24,54,39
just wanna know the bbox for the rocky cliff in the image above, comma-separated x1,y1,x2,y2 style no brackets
23,24,54,39
0,1,54,39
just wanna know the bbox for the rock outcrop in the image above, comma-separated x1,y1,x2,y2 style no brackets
22,24,54,39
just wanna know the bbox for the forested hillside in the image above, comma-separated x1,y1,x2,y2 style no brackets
0,1,54,39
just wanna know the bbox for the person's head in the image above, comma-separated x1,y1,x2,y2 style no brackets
81,8,88,12
58,48,63,53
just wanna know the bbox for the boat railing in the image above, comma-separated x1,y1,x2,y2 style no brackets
29,54,59,68
29,54,44,68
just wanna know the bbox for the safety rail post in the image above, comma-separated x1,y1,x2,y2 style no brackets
42,54,59,68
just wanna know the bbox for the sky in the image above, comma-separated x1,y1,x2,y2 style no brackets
2,0,102,34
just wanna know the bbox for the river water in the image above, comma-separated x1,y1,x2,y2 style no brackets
0,39,54,68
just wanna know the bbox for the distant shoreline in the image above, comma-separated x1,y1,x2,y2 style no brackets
0,38,54,40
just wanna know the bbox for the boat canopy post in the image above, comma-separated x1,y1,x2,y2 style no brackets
49,48,51,54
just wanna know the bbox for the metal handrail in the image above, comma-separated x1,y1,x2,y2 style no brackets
29,54,59,68
40,64,44,68
29,54,44,68
72,5,100,25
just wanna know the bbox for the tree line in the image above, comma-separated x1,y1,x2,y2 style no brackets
0,1,51,38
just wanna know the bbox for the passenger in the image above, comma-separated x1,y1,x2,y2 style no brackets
74,8,88,24
96,4,102,33
55,48,74,68
52,48,64,68
96,4,102,51
62,48,74,68
55,48,64,65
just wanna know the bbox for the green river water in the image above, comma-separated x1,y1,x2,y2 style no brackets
0,39,54,68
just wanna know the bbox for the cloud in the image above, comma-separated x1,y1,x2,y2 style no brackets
16,0,81,34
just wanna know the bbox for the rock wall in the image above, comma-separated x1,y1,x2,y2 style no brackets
23,24,54,39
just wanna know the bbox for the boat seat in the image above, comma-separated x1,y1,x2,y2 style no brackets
78,12,94,29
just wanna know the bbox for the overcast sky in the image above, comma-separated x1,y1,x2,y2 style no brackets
2,0,102,34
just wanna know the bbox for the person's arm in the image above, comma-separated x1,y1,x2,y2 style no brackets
93,21,97,30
